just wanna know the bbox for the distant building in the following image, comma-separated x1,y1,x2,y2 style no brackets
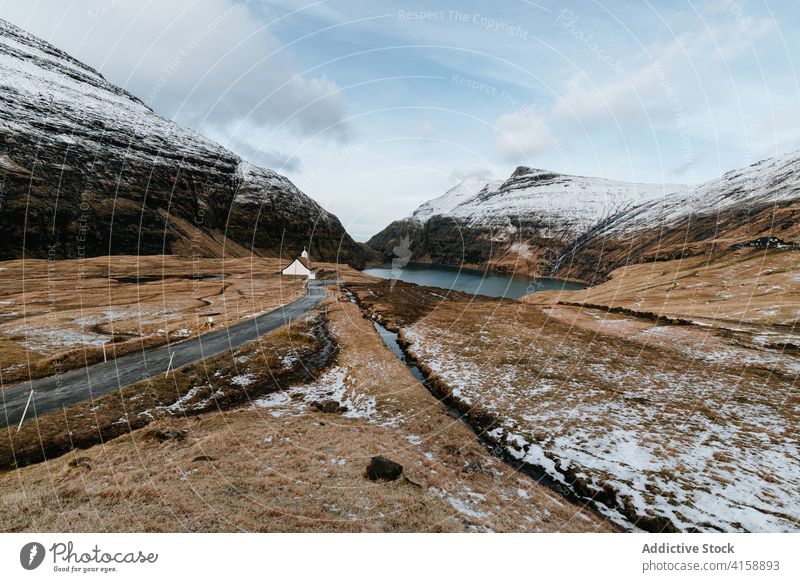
281,249,317,279
732,236,797,250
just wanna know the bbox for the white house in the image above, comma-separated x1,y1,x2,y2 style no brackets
281,249,317,279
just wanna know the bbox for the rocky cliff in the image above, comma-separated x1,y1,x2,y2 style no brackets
0,19,373,266
554,151,800,283
369,154,800,282
368,167,683,277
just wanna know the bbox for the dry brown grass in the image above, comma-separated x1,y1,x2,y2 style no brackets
0,289,612,533
346,279,487,330
358,283,800,531
0,255,370,386
524,247,800,327
0,316,326,471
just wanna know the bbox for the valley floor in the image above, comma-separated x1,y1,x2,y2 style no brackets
526,247,800,327
351,250,800,532
0,283,609,532
1,250,797,533
0,256,307,386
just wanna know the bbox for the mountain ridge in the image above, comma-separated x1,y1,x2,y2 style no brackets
368,153,800,281
0,18,374,266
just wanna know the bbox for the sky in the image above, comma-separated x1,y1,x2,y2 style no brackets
2,0,799,240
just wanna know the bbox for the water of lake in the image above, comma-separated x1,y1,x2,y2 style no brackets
361,263,586,300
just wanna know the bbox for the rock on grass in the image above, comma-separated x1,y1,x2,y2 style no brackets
366,456,403,481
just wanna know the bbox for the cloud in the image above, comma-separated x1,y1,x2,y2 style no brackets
492,13,780,167
551,17,777,129
223,134,303,173
1,0,351,144
492,106,558,162
451,167,495,181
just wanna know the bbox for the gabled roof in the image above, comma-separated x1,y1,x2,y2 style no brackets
281,256,312,271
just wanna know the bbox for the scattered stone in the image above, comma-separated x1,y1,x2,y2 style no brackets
462,459,484,474
142,427,188,443
311,399,347,414
627,396,650,405
366,456,403,481
191,455,216,463
68,456,91,469
443,444,465,456
403,475,423,488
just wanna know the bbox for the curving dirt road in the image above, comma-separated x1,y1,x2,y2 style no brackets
0,281,330,429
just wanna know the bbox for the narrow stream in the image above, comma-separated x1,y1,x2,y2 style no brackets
370,320,426,382
368,316,617,526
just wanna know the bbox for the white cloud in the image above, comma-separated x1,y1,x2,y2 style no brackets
1,0,351,142
492,106,558,162
493,13,782,168
551,17,777,130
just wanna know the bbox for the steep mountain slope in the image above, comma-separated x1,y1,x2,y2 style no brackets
0,19,372,266
555,151,800,283
369,153,800,282
368,166,683,276
413,177,505,221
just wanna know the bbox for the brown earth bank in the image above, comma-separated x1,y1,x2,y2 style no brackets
524,246,800,328
346,279,800,532
0,288,611,532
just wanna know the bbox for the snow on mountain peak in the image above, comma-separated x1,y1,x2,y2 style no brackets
599,149,800,235
412,177,504,221
409,166,686,234
0,18,369,263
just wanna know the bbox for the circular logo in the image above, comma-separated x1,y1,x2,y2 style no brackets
20,542,46,570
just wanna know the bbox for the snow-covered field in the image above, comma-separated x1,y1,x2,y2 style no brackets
401,301,800,532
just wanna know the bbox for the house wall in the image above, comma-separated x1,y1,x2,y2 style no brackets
282,260,311,276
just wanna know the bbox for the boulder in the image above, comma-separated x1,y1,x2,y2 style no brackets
191,455,216,463
67,456,91,469
142,427,188,443
366,456,403,481
462,459,483,474
311,399,346,414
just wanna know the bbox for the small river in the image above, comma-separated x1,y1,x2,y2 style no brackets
362,263,586,299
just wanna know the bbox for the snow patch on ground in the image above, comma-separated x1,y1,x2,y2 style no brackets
0,324,109,351
230,374,256,387
252,366,381,422
404,320,800,532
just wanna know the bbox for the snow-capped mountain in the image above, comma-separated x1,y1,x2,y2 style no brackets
557,150,800,282
598,151,800,235
420,168,683,232
369,154,800,281
368,166,685,275
0,19,371,265
412,177,504,221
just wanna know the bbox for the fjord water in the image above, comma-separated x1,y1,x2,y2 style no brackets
362,263,586,299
